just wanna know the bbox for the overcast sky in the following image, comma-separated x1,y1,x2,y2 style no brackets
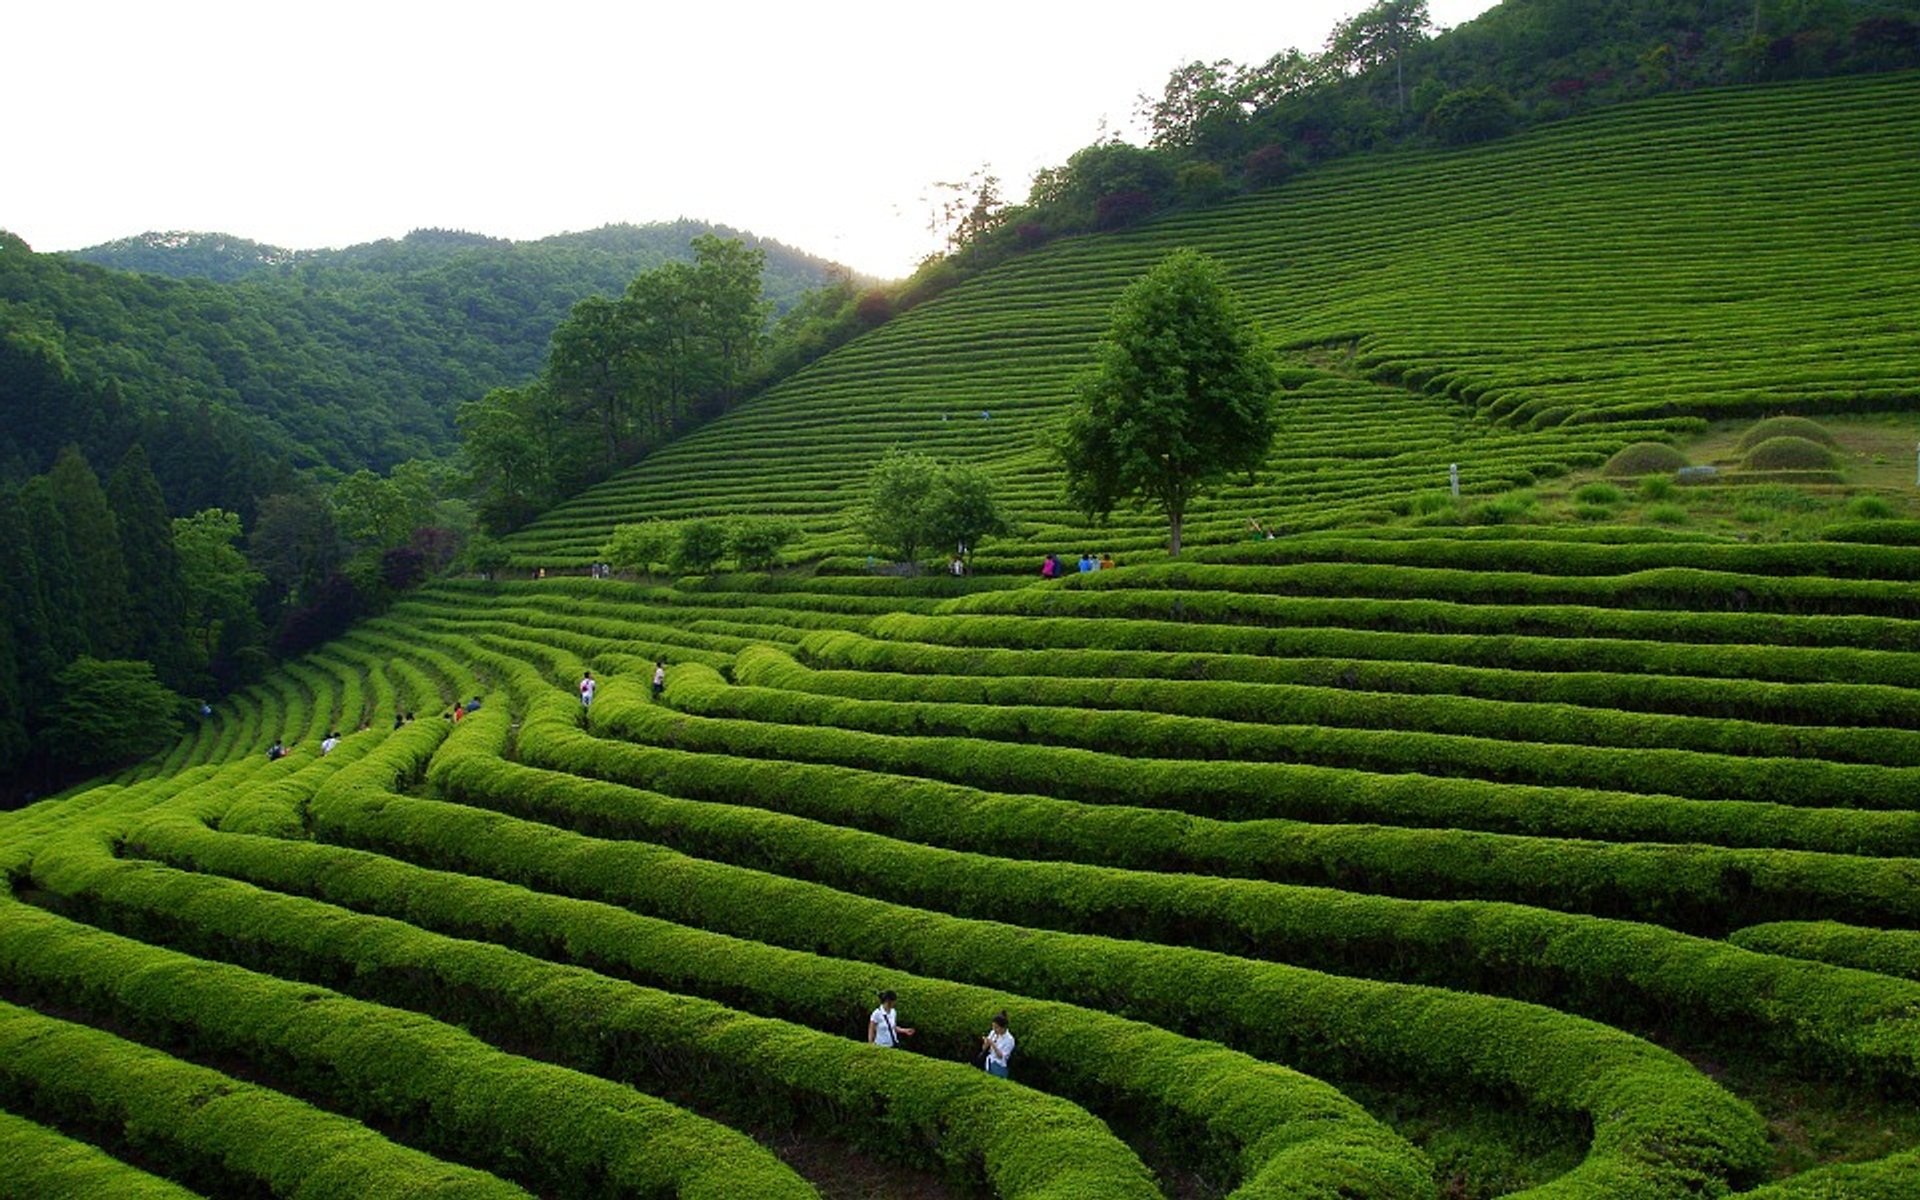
7,0,1499,279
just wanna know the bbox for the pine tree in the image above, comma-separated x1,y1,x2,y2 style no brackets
108,444,191,690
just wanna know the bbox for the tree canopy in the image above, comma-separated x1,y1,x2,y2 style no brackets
1057,250,1279,557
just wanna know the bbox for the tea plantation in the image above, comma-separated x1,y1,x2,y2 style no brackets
4,70,1920,1199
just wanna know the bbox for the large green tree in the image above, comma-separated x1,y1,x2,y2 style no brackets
45,446,134,657
1057,249,1280,557
107,444,190,689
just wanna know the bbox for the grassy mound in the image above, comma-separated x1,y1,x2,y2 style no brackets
1603,442,1690,477
1738,416,1839,452
1743,435,1839,472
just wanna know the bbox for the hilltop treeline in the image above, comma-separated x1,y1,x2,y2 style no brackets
904,0,1920,295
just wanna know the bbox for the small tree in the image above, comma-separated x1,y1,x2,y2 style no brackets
602,521,675,580
1057,249,1280,556
462,532,513,580
671,519,729,574
44,657,184,770
857,449,942,566
858,451,1006,569
926,462,1007,566
727,517,799,572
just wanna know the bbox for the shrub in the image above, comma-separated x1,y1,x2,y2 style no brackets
1574,482,1624,505
671,519,730,574
1243,144,1294,190
603,520,675,578
1094,189,1156,230
44,658,184,769
1646,503,1689,525
1639,476,1676,501
726,517,799,572
1428,87,1517,145
1850,495,1896,520
1737,417,1838,452
1743,436,1838,472
1413,491,1456,515
1603,442,1689,477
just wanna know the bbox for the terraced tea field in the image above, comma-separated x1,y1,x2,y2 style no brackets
5,71,1920,1199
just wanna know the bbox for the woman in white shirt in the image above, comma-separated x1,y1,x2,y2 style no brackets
980,1011,1014,1078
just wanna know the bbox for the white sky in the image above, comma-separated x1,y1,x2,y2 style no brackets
5,0,1499,279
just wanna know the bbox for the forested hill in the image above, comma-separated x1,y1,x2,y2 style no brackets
0,222,848,492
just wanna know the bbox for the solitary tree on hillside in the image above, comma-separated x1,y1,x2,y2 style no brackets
1057,249,1280,557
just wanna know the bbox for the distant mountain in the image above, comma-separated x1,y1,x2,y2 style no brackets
0,221,853,507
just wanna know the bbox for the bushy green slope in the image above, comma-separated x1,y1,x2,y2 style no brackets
4,72,1920,1200
514,69,1919,565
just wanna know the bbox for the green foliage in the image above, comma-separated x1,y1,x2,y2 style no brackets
172,509,266,691
1639,475,1677,501
1605,441,1691,477
1849,494,1897,520
43,658,183,769
856,451,1007,567
1646,502,1689,525
1427,86,1517,144
725,517,799,572
1738,415,1839,451
601,521,676,578
1744,434,1839,471
1573,481,1623,505
1059,250,1279,555
856,449,941,566
671,519,729,574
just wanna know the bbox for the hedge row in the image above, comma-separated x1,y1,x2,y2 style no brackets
867,610,1920,688
34,817,1162,1200
1727,922,1920,984
0,887,813,1200
301,739,1771,1199
703,651,1920,806
539,680,1920,933
1190,534,1920,582
797,629,1920,729
759,643,1920,766
449,709,1920,1093
0,997,526,1200
952,581,1920,650
119,738,1436,1199
0,1108,201,1200
596,664,1920,864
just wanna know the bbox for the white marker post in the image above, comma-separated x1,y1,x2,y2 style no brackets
1449,462,1460,498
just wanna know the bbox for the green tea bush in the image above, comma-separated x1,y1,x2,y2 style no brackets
1850,495,1897,520
1744,436,1838,472
1737,416,1839,452
1639,475,1677,501
1645,504,1688,525
1573,482,1624,505
1604,442,1689,477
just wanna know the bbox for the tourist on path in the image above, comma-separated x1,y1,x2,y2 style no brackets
579,671,596,708
980,1011,1015,1078
868,990,914,1048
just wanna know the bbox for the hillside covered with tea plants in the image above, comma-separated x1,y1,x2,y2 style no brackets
3,69,1920,1200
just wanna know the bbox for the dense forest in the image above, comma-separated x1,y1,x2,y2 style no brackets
1,221,847,492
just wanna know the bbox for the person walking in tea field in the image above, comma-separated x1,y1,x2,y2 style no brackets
868,990,914,1048
652,661,666,700
1099,552,1115,570
1041,553,1058,579
579,671,596,708
980,1011,1014,1078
